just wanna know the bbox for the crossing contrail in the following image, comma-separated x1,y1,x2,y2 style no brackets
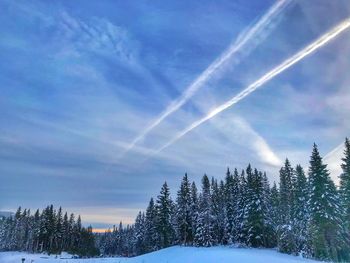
122,0,292,155
155,18,350,154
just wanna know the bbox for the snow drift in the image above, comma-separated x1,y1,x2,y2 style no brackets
0,246,319,263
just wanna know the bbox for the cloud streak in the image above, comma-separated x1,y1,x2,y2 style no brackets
324,141,345,183
155,18,350,154
231,117,282,167
122,0,292,155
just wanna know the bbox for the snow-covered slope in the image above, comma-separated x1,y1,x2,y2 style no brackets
0,246,319,263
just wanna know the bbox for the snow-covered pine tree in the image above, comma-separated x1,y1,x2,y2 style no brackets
224,168,233,242
73,215,82,251
175,173,192,245
292,165,309,254
278,159,296,254
0,205,98,256
307,143,345,261
32,209,41,252
190,181,199,244
224,168,240,244
61,212,69,251
210,177,224,245
53,207,63,252
116,222,124,255
339,138,350,246
144,198,158,252
261,172,276,248
133,211,146,255
11,207,22,250
244,166,267,247
195,174,215,247
270,182,280,245
156,182,175,248
236,169,248,244
67,213,75,251
218,179,228,244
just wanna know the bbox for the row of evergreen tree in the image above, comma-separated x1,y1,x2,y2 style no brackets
0,205,99,256
98,139,350,262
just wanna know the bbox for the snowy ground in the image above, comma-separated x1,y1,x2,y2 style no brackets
0,246,320,263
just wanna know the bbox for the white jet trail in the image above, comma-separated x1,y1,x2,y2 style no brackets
123,0,292,154
156,18,350,154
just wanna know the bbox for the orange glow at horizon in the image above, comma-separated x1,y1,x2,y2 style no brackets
92,228,110,233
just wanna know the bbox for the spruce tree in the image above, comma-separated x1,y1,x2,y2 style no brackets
62,212,69,251
270,182,280,245
54,207,63,252
175,173,192,245
308,143,344,261
0,205,98,256
144,198,158,252
190,181,199,243
156,182,175,248
292,165,309,253
133,211,146,255
195,175,215,247
244,167,267,247
261,172,276,248
337,137,350,261
339,138,350,238
278,159,296,254
33,209,41,252
236,169,248,244
210,178,225,245
224,168,240,244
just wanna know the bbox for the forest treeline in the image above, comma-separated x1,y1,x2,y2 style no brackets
0,205,98,256
1,138,350,262
98,139,350,262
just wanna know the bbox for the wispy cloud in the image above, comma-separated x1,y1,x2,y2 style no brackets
231,117,282,167
324,142,344,183
154,18,350,154
56,11,138,62
1,0,350,225
123,0,292,155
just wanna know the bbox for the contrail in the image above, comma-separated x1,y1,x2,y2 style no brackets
155,18,350,154
122,0,292,155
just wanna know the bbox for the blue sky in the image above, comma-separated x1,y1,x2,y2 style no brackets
0,0,350,228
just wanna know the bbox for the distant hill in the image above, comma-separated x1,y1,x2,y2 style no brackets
0,211,14,218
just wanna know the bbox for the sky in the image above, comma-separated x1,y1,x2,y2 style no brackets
0,0,350,229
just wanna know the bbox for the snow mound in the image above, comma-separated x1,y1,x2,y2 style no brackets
0,246,319,263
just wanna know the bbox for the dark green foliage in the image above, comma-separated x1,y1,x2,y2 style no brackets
269,182,279,246
210,178,226,245
224,168,240,244
144,198,158,252
156,182,175,248
190,182,199,243
292,165,309,253
308,144,346,261
0,205,99,257
278,159,297,254
194,175,215,247
244,167,269,247
3,141,350,262
175,173,193,245
340,138,350,238
133,212,146,255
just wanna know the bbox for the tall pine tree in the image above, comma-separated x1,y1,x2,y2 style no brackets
278,159,296,254
175,173,192,245
338,138,350,260
292,165,309,253
308,144,345,261
156,182,175,248
195,175,215,247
